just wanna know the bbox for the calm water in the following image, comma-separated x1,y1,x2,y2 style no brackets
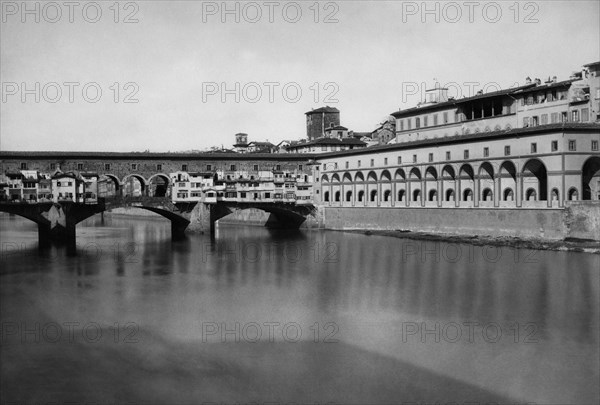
0,213,598,404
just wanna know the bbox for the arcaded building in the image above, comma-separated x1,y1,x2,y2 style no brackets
314,62,600,211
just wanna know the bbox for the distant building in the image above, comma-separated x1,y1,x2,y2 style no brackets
233,133,249,153
373,117,397,145
284,137,366,153
390,62,600,144
324,125,349,139
306,106,340,140
275,140,295,153
247,141,276,153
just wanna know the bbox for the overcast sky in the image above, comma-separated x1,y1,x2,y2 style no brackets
1,0,599,152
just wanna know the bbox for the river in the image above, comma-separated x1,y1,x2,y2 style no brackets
1,213,598,404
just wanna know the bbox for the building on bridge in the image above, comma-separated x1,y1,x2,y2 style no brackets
170,171,214,201
2,170,45,202
0,152,315,206
52,172,84,203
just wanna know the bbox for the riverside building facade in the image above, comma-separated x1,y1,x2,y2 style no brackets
314,62,600,210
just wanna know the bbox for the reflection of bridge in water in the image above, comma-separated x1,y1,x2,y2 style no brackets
0,196,315,246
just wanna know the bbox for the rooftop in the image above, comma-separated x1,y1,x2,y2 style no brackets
286,137,366,149
390,78,580,118
0,151,315,160
325,125,349,131
305,106,340,115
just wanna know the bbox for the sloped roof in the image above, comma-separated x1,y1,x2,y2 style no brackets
306,106,340,115
325,125,349,131
319,122,600,158
287,137,366,149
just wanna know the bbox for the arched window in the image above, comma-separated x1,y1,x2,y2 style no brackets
398,189,405,201
503,188,514,201
428,189,437,201
384,190,391,202
324,191,330,202
463,188,473,201
551,189,560,201
358,190,364,202
346,190,352,202
413,189,421,201
526,188,537,201
482,188,493,201
446,189,455,201
334,191,340,202
370,190,377,202
568,188,579,200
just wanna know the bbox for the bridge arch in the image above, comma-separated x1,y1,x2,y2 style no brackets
148,173,170,197
100,174,121,197
122,174,147,197
210,203,311,231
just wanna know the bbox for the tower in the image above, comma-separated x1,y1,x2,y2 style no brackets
305,106,340,140
234,133,248,146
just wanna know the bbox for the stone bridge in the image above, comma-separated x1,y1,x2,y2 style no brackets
0,198,315,246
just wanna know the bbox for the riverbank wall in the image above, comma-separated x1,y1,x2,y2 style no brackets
318,202,600,241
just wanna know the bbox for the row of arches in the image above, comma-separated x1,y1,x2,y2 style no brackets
100,174,170,198
323,186,581,204
320,157,600,207
321,160,542,187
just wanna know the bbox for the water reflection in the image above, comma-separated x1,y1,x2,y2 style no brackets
0,213,598,404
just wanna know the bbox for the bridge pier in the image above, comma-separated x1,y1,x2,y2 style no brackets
37,204,92,249
171,221,189,240
37,223,52,248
